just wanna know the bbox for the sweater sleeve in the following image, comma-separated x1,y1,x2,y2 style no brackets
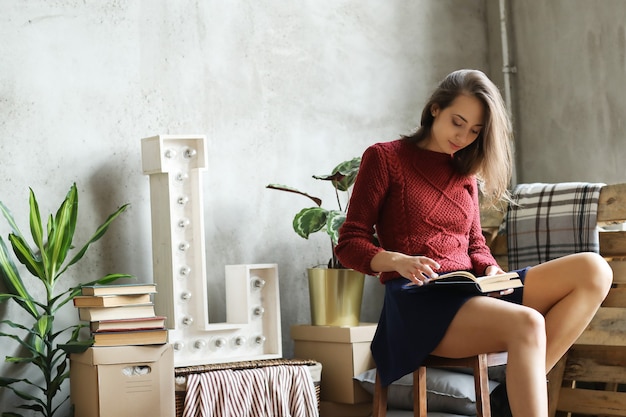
335,144,388,275
467,179,499,274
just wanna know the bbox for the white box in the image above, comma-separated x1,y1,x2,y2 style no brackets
70,344,174,417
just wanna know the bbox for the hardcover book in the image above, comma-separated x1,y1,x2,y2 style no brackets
73,293,152,308
91,328,168,347
81,283,157,296
78,304,156,322
402,271,522,294
89,316,167,332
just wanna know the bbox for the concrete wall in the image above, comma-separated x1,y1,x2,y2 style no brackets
510,0,626,184
0,1,488,413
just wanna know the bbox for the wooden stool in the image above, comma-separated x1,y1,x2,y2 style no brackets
372,352,508,417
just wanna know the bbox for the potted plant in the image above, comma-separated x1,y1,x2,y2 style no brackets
267,157,365,326
0,183,133,417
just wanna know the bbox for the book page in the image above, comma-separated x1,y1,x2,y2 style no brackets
474,272,520,284
433,271,477,282
477,279,523,292
402,271,520,291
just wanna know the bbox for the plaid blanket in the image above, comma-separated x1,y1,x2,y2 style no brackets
506,182,604,270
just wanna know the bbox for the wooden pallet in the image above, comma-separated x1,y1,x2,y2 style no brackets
481,183,626,417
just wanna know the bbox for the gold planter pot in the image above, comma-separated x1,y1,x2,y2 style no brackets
307,268,365,326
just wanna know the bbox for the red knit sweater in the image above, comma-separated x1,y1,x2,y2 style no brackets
335,139,497,283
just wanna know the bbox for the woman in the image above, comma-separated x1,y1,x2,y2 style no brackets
335,69,612,417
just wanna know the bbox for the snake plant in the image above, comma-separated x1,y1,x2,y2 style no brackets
0,183,133,417
267,156,361,268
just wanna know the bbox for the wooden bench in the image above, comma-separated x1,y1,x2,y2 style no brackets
481,183,626,417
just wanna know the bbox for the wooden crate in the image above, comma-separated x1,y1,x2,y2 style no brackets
482,183,626,417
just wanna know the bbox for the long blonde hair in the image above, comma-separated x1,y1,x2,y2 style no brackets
404,69,514,206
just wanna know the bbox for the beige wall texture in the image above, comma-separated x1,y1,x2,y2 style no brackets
510,0,626,184
0,0,624,414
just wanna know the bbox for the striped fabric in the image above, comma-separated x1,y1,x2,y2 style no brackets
507,182,604,270
182,364,318,417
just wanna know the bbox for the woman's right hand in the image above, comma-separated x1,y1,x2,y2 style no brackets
398,255,441,286
371,251,441,286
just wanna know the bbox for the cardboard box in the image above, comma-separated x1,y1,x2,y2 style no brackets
319,401,373,417
70,344,174,417
291,323,376,404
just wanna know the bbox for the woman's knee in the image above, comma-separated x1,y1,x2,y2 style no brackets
572,252,613,298
508,307,546,348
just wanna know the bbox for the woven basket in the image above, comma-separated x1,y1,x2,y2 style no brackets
174,358,321,417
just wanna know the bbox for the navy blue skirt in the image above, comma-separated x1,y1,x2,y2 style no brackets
372,267,530,387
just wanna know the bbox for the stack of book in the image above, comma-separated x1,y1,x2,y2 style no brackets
74,283,168,347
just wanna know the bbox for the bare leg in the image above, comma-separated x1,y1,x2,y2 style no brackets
522,252,612,371
431,297,548,417
430,252,612,417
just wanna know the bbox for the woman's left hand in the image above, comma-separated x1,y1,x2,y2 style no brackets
484,265,515,297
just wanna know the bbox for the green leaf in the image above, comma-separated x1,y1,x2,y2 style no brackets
27,188,49,280
48,360,69,395
0,376,23,387
35,315,52,337
312,157,361,192
0,377,41,402
325,210,346,245
0,204,43,277
331,157,361,191
52,395,71,416
70,323,87,340
48,323,87,347
31,316,52,354
0,294,45,312
0,201,24,238
4,356,35,365
16,404,45,413
60,203,130,275
80,273,135,288
46,184,78,283
0,237,38,317
47,348,66,369
293,207,328,239
0,293,35,306
7,233,44,279
49,292,77,312
58,340,93,354
0,319,35,333
0,322,49,360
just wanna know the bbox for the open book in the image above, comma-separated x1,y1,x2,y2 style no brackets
402,271,522,294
